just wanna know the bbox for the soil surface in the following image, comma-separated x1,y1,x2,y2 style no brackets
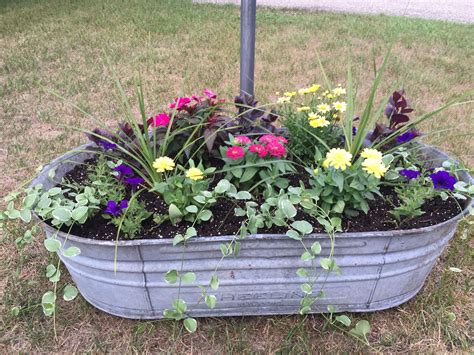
59,158,465,241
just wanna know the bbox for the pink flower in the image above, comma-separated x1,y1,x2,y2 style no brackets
169,97,191,110
150,113,170,127
266,142,286,157
192,94,202,102
235,136,252,145
249,144,268,158
203,88,217,99
226,146,245,160
259,134,278,144
275,136,288,144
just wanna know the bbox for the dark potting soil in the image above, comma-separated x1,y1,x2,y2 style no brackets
58,158,465,241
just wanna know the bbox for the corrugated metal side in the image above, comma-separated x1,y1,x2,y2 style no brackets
34,144,472,319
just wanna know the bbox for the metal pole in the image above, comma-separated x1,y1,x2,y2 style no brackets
240,0,256,96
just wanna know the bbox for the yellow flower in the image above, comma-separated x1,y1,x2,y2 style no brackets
308,84,320,93
186,167,204,181
297,106,311,112
308,112,319,120
333,101,347,112
153,156,175,173
277,96,291,104
326,93,334,99
317,103,331,113
309,117,330,128
284,91,297,97
362,158,388,178
361,148,383,161
298,87,311,95
332,87,346,96
323,148,353,171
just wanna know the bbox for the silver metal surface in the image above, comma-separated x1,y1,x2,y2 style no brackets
240,0,256,96
32,145,473,319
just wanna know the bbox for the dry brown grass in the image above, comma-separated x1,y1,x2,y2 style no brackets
0,0,473,353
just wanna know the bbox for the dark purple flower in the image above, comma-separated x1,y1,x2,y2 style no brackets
429,171,457,191
124,176,144,186
400,169,421,180
104,200,128,216
396,130,420,144
114,163,134,181
352,126,357,136
97,140,117,151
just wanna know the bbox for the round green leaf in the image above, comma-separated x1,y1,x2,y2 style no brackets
72,206,88,221
205,294,217,309
291,220,313,235
52,207,72,222
336,315,351,327
184,317,197,333
63,284,78,301
63,246,81,257
181,272,196,283
165,269,178,284
44,239,61,252
279,199,297,219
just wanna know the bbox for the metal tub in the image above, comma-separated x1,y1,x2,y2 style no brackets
33,146,473,319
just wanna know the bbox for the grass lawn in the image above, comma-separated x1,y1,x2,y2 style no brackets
0,0,473,352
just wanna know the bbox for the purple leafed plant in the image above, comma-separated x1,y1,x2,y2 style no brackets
369,90,418,144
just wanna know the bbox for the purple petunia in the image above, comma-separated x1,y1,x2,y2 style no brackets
104,199,128,216
124,176,144,186
396,130,420,144
429,171,457,191
400,169,421,180
114,163,133,178
97,140,117,151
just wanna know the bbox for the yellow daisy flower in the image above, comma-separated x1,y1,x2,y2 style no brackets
323,148,353,171
186,167,204,181
333,101,347,113
284,91,297,97
361,148,383,161
362,158,388,178
308,84,321,93
317,103,331,113
153,157,175,173
297,106,311,112
309,117,330,128
332,87,346,96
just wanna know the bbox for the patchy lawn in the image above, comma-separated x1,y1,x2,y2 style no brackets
0,0,473,352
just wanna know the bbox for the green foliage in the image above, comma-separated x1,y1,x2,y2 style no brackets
86,156,126,205
105,198,152,239
306,164,382,217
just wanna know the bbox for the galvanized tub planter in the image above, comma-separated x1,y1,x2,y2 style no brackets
32,145,473,319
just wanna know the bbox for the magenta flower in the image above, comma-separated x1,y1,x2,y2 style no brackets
226,146,245,160
249,144,268,158
235,136,252,145
400,169,421,180
275,136,288,144
259,134,278,144
169,97,191,110
192,94,202,102
104,200,128,217
203,88,217,99
266,142,286,157
150,113,170,127
430,171,456,191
